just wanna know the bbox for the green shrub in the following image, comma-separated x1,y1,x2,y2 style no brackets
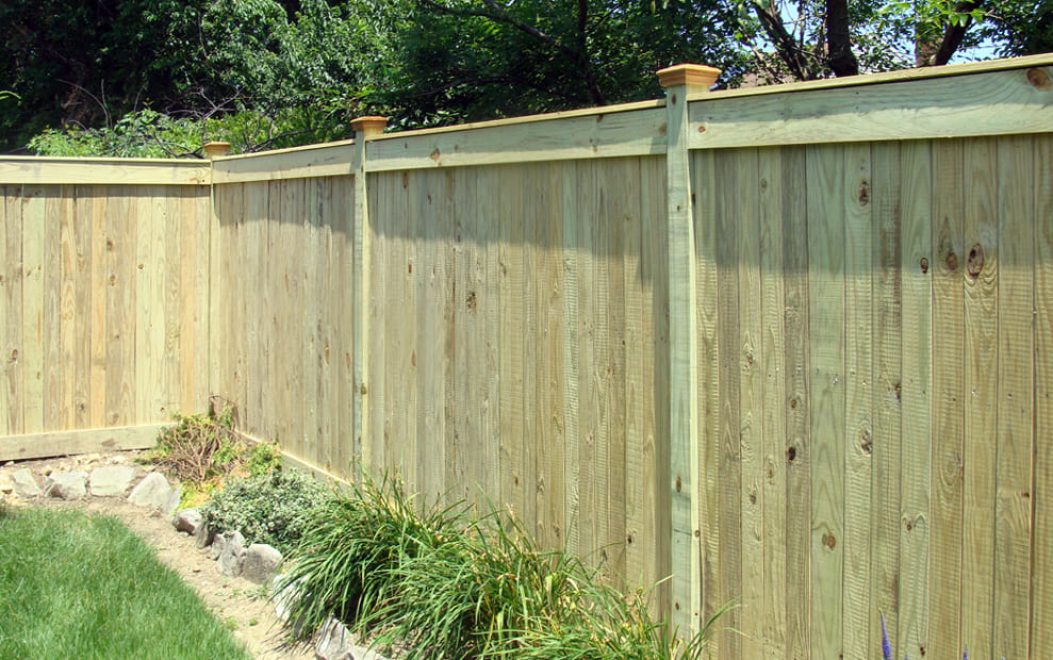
202,470,327,552
279,475,725,659
148,402,282,508
278,475,467,642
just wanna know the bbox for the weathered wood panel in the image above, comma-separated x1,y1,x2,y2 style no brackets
354,158,667,591
690,134,1051,659
0,183,210,455
210,176,356,475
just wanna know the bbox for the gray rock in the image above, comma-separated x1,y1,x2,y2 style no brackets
314,617,388,660
347,643,388,660
11,469,41,498
195,521,215,549
242,543,283,584
0,471,13,494
44,472,88,500
128,472,178,513
164,484,182,517
88,465,136,496
173,508,203,535
315,617,352,660
209,531,228,560
217,531,247,577
273,576,303,623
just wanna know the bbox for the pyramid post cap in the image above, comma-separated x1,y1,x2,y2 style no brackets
350,116,389,136
202,141,232,159
657,64,722,90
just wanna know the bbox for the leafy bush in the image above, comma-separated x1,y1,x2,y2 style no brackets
277,474,465,641
279,475,724,659
202,470,328,553
27,106,354,158
148,401,282,508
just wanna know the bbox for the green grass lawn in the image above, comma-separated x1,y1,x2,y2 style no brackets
0,505,251,659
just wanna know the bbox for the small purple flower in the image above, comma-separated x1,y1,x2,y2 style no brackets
881,613,892,660
962,651,968,660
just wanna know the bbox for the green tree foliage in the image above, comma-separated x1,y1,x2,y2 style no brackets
3,0,1050,155
733,0,984,81
982,0,1053,55
356,0,750,128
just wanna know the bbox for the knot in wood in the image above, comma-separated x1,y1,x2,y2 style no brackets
967,243,985,279
1027,67,1052,91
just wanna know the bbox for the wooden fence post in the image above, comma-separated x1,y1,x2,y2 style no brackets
658,63,720,634
204,141,231,406
202,141,232,161
350,116,388,479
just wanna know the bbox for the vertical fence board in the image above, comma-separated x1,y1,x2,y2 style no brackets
1032,134,1053,657
870,142,904,651
21,186,46,433
898,142,934,659
42,189,63,428
930,139,966,660
605,158,629,585
757,146,787,658
781,145,811,660
961,137,999,658
735,149,764,660
693,150,721,633
807,144,846,660
842,143,874,660
993,135,1034,660
1,188,19,435
716,151,742,657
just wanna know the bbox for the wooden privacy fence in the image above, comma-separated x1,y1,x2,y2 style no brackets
2,54,1053,659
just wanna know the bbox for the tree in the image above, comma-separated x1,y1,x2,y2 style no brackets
349,0,750,127
730,0,1035,82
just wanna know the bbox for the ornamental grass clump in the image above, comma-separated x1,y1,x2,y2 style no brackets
279,475,725,658
277,474,467,642
360,512,592,657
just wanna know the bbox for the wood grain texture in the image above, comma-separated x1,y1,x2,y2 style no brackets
781,146,811,660
993,135,1033,660
929,139,966,660
960,137,999,659
1032,134,1053,658
690,66,1053,151
757,147,787,659
0,424,165,461
841,143,874,660
870,142,904,655
0,183,208,441
806,144,846,660
898,141,933,660
665,79,701,632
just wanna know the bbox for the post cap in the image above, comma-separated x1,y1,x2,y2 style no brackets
202,141,232,159
657,64,722,90
350,116,389,136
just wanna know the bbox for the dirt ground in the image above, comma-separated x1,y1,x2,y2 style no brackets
1,452,314,660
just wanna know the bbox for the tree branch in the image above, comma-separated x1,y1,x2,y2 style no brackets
417,0,606,104
825,0,859,76
751,1,812,80
921,0,984,66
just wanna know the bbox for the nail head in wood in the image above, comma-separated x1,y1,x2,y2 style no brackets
350,116,389,137
657,64,722,91
202,141,232,159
